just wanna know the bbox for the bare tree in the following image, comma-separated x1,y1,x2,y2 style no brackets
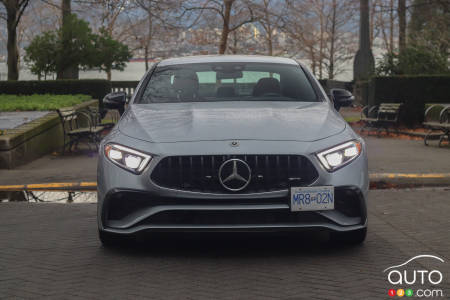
133,0,180,70
398,0,406,53
282,0,321,75
323,0,358,79
283,0,357,79
253,0,287,55
182,0,257,54
0,0,29,80
99,0,128,36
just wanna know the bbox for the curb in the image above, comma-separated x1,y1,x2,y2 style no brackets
0,182,97,191
369,173,450,187
1,173,450,191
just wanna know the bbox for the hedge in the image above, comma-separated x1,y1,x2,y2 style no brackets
369,75,450,126
0,80,111,108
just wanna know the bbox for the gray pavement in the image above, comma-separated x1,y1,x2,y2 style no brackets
0,136,449,186
0,152,98,185
366,137,450,174
0,111,50,130
0,188,449,299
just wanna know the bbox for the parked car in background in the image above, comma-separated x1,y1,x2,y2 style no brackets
97,55,368,247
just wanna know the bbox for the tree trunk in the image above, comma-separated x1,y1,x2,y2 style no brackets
266,24,273,55
107,70,112,81
318,1,324,79
267,35,273,56
6,8,19,80
57,0,78,79
219,0,233,54
144,11,153,71
369,0,375,45
144,45,149,71
232,30,238,54
310,46,317,76
263,1,273,56
328,0,337,79
389,0,394,52
398,0,406,54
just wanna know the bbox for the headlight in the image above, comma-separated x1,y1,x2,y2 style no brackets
316,140,362,171
104,144,152,174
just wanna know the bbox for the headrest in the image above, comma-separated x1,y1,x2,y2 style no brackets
172,70,199,97
252,77,281,96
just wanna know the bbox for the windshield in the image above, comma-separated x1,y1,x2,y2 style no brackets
137,62,319,103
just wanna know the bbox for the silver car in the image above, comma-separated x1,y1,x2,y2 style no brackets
97,55,368,246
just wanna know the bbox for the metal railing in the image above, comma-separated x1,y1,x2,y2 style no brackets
111,81,139,99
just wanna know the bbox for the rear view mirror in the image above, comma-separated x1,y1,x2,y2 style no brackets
330,89,354,111
103,91,127,115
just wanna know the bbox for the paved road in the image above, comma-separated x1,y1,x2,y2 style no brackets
1,188,449,299
1,137,449,186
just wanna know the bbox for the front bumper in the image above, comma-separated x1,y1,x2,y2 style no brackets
100,186,367,234
97,132,369,235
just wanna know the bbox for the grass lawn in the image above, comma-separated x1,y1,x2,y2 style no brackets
0,94,91,111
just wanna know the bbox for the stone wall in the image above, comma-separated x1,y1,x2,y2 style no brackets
0,100,98,169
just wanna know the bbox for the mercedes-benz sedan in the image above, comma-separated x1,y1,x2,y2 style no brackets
97,55,368,246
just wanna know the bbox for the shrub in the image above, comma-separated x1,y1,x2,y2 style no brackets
370,75,450,126
375,46,449,76
0,80,111,108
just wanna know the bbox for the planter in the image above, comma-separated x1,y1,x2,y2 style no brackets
0,100,98,169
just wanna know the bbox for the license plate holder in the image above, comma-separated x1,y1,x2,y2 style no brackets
289,186,334,212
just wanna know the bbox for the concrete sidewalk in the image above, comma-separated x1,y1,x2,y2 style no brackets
0,136,449,186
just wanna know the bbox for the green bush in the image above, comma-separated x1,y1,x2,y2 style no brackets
0,94,91,111
0,80,111,108
370,75,450,126
375,46,449,76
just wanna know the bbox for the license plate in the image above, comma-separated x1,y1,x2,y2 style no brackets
290,186,334,211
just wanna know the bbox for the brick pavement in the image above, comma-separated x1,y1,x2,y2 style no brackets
0,188,449,299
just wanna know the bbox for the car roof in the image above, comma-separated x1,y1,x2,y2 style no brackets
158,55,300,67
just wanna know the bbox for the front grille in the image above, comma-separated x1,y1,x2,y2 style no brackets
150,155,318,193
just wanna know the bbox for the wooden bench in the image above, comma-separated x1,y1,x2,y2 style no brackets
361,103,403,136
423,104,450,147
57,108,105,154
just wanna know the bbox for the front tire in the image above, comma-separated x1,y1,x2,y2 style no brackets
331,227,367,245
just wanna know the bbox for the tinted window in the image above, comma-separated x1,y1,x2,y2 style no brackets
138,62,318,103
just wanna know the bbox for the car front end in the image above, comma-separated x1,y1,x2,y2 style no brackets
97,55,369,246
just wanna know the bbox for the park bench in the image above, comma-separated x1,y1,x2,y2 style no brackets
81,106,119,130
361,103,403,136
423,104,450,147
56,108,104,154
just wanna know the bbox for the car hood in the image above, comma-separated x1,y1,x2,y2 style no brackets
118,101,346,143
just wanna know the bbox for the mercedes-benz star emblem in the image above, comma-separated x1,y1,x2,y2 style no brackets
218,159,251,192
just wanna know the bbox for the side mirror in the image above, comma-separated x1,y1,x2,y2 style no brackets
103,91,127,115
330,89,354,111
